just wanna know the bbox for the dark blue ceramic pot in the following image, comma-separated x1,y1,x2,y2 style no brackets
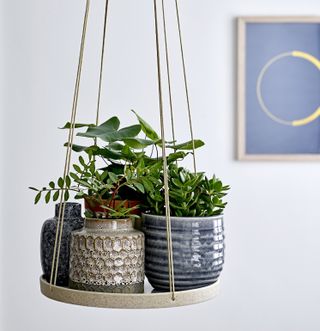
40,203,84,286
143,214,225,291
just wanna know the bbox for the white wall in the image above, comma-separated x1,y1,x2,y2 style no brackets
1,0,320,330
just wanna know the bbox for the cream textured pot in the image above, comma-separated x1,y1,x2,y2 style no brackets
69,218,144,293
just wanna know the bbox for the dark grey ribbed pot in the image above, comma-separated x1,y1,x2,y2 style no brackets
40,203,84,286
143,214,225,291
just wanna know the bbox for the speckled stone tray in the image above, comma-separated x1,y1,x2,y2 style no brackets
40,276,219,309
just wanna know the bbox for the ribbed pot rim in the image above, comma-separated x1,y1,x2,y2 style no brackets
142,213,223,221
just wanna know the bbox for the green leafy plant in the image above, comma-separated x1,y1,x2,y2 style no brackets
61,110,204,164
29,111,204,219
29,154,145,218
143,163,230,217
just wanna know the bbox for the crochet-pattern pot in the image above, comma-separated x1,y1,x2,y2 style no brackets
143,214,225,291
40,203,84,286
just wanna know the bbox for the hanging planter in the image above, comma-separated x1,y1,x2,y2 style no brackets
30,0,229,308
31,113,205,294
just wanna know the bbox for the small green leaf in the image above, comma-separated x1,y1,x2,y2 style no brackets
73,164,82,173
101,171,109,181
49,181,55,189
172,178,182,188
58,177,64,188
134,182,145,193
89,162,95,174
168,139,205,150
131,110,159,141
64,143,88,152
115,125,141,139
179,170,186,183
123,138,154,149
140,178,153,192
94,148,123,160
60,122,95,129
76,117,120,139
69,172,80,181
45,191,51,203
167,151,187,163
98,117,120,130
65,175,71,188
74,192,85,199
76,180,92,188
214,181,222,191
79,156,86,167
108,172,118,183
121,145,137,161
53,190,60,201
108,142,124,150
34,192,42,204
64,190,70,201
96,125,141,142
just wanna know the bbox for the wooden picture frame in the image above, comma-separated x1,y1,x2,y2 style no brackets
237,16,320,161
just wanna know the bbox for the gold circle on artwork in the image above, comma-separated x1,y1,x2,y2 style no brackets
256,51,320,126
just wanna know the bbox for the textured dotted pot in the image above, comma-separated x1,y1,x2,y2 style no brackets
143,214,225,291
69,218,145,293
40,203,84,286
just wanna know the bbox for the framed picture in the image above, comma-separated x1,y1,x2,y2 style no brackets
237,16,320,160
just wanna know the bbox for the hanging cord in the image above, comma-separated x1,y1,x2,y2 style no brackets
153,0,176,301
95,0,109,128
161,0,176,148
174,0,197,173
50,0,90,288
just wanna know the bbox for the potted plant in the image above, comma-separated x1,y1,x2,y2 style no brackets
141,161,230,291
31,111,204,292
32,152,146,293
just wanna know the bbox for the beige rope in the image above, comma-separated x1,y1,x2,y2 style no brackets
153,0,175,301
161,0,176,147
50,0,90,288
174,0,197,173
95,0,109,127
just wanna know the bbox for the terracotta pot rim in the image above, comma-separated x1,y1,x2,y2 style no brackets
84,198,141,204
84,199,141,208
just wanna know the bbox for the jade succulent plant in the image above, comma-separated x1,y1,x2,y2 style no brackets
142,162,230,217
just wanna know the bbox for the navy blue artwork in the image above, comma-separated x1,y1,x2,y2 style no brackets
245,23,320,154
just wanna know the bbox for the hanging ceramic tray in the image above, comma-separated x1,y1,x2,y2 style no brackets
40,276,219,309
